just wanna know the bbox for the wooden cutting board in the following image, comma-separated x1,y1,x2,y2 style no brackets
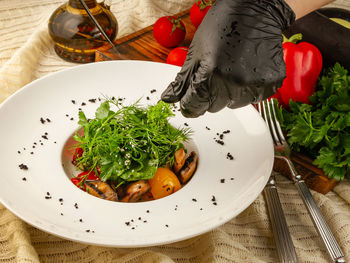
95,9,338,194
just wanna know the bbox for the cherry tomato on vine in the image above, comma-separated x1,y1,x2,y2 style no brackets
153,16,186,48
166,47,189,66
190,0,215,28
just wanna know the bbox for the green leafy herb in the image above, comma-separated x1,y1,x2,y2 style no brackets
278,63,350,180
73,99,191,184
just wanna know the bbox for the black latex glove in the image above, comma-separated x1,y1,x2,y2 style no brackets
161,0,295,117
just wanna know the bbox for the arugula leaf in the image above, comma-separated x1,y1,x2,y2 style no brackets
280,63,350,180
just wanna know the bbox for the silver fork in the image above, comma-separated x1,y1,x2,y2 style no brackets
258,99,346,263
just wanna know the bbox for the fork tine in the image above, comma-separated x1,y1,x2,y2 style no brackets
257,102,270,137
270,99,286,143
263,100,280,145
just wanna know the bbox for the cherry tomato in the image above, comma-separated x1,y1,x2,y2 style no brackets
153,16,186,48
72,147,83,165
148,168,181,199
166,47,189,66
190,0,215,28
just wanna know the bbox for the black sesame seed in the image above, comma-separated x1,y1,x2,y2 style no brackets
184,123,189,126
146,96,150,100
213,202,217,205
125,222,130,226
86,229,90,232
79,219,83,222
60,213,64,216
17,151,21,154
74,203,79,209
205,126,211,130
143,220,147,223
46,118,51,122
65,114,69,117
223,130,231,134
200,208,203,210
227,152,234,160
88,99,96,103
111,97,116,100
211,196,216,202
59,198,63,202
138,217,141,220
131,227,135,230
219,134,224,140
42,135,48,140
71,100,76,104
146,210,150,213
19,164,28,170
47,192,50,195
230,177,234,180
30,152,34,155
150,89,156,93
220,179,225,183
215,139,224,145
40,118,45,124
45,196,51,199
192,198,197,202
131,219,134,222
81,102,86,106
22,177,27,181
70,117,74,121
165,224,169,227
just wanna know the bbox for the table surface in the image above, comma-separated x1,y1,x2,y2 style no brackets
0,1,349,263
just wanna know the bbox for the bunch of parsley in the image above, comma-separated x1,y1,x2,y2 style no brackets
73,99,190,184
278,63,350,180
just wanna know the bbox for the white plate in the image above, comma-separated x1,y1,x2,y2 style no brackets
0,61,273,247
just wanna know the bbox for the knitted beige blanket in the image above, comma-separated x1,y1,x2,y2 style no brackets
0,0,349,262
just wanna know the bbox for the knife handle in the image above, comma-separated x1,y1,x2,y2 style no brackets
264,175,299,263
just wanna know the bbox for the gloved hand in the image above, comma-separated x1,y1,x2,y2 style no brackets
161,0,295,117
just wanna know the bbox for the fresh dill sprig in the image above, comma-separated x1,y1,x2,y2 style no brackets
73,98,191,184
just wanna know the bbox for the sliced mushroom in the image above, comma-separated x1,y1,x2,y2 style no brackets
178,151,198,184
85,180,118,201
173,148,186,173
120,180,151,202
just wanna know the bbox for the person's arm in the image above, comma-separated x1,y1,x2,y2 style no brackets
286,0,334,19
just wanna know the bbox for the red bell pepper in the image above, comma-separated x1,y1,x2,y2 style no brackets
70,170,100,191
274,34,323,107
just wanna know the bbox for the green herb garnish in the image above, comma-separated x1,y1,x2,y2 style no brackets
73,98,191,184
278,63,350,180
